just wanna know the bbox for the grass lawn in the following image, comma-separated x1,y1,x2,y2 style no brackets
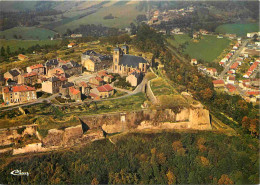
0,39,61,52
0,27,57,40
166,34,191,48
54,4,145,33
215,23,259,37
184,35,230,62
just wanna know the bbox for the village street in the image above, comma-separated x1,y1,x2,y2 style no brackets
219,39,249,79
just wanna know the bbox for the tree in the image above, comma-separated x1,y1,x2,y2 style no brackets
6,46,11,56
0,47,6,57
130,22,137,35
166,170,176,184
241,116,250,130
218,174,234,184
91,177,99,185
249,119,258,136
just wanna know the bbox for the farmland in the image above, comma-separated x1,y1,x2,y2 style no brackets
54,3,144,33
215,23,259,37
0,27,57,40
167,35,231,63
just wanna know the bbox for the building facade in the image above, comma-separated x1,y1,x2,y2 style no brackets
112,46,147,76
2,85,36,104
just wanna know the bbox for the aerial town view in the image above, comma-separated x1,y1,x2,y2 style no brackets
0,0,259,184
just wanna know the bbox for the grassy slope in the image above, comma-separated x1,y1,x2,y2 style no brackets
215,23,259,37
0,27,56,40
0,39,60,52
54,4,144,33
0,131,258,184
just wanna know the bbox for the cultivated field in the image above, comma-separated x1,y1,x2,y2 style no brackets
54,4,144,33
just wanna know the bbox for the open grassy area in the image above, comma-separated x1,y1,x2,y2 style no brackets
0,39,61,52
166,34,191,48
0,27,57,40
183,35,230,62
215,23,259,37
151,77,176,96
167,35,231,62
55,4,145,33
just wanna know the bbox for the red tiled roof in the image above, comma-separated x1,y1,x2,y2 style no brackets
247,91,260,96
230,62,239,69
191,59,197,62
228,75,235,81
80,82,89,87
227,71,233,74
69,87,80,95
207,68,217,72
97,84,113,92
226,84,236,92
23,72,37,78
213,80,224,85
52,68,64,74
58,76,67,81
68,43,76,46
18,54,27,59
30,64,44,69
3,85,35,93
89,93,98,97
242,79,250,82
98,71,108,77
95,76,103,82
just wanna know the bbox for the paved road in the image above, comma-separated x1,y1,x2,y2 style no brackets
219,39,249,79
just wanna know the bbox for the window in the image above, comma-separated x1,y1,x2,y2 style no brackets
115,58,117,63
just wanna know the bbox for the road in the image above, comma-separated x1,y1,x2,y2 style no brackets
219,39,249,79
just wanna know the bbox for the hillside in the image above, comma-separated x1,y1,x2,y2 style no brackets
0,131,258,184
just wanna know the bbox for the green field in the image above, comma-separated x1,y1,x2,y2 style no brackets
168,35,231,62
166,34,191,48
215,23,259,37
0,39,61,52
0,27,56,40
55,4,145,33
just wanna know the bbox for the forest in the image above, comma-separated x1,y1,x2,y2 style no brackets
0,131,258,184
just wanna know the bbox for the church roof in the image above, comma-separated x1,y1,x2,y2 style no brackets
119,55,147,68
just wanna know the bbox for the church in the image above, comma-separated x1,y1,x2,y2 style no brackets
112,45,148,76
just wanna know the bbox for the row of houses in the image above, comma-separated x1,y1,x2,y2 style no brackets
4,58,82,85
2,58,83,105
243,60,260,78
